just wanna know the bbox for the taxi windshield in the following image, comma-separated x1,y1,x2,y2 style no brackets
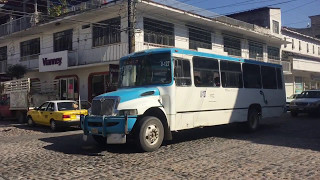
119,53,172,88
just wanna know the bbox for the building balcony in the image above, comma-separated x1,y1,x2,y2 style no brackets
0,16,32,38
68,43,128,67
0,0,108,38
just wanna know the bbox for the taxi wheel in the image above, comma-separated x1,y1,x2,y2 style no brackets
27,116,35,127
92,135,107,147
50,120,59,132
136,116,164,152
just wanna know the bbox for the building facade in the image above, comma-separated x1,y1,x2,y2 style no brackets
282,27,320,96
0,0,285,101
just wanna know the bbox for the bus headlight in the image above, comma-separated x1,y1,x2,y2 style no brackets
118,109,138,116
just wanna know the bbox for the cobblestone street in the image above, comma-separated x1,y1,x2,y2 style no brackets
0,113,320,179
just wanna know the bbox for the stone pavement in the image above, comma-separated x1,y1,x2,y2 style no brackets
0,113,320,179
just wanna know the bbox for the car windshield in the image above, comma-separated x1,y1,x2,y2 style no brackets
289,94,297,99
119,53,172,88
57,102,78,111
298,91,320,98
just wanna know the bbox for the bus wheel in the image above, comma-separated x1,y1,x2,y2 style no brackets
136,116,164,152
246,109,260,132
92,135,107,147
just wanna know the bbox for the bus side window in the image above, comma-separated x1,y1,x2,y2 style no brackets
243,63,262,89
276,68,283,89
261,66,277,89
174,59,191,86
193,56,220,87
220,61,243,88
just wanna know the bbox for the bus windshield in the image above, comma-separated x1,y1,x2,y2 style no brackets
119,53,172,88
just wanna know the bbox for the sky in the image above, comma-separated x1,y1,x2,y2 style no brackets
176,0,320,28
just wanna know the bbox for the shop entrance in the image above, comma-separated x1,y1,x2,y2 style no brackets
59,77,78,100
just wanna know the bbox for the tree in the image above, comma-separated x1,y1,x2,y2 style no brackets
48,0,68,17
6,64,27,79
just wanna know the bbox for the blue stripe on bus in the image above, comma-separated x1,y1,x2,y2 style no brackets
120,48,282,68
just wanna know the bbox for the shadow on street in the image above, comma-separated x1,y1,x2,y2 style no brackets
38,113,320,155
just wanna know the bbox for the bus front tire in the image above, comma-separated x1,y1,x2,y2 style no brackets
245,109,260,132
136,116,164,152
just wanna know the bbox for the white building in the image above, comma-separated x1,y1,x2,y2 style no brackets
0,0,286,101
282,27,320,96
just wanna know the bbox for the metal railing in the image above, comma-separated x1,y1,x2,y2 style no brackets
0,0,107,37
0,16,32,37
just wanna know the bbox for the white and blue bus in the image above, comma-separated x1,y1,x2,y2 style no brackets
82,48,286,152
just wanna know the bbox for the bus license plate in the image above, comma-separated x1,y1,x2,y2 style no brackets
91,128,98,134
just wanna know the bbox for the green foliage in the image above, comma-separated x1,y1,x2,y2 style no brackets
48,0,68,17
6,64,27,79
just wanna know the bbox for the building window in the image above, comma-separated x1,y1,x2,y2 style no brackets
92,17,121,47
267,46,280,60
0,46,6,61
292,39,295,49
307,43,309,53
220,61,242,88
20,38,40,59
188,26,211,50
174,59,191,86
144,17,174,46
284,37,287,48
249,41,263,61
223,36,241,57
193,56,220,87
243,63,261,89
299,41,301,51
272,20,279,34
313,45,315,54
54,29,73,52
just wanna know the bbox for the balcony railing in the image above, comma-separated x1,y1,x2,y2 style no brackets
68,43,128,67
0,16,32,37
267,59,291,73
0,1,108,38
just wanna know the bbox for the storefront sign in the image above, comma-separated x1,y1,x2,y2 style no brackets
39,51,68,72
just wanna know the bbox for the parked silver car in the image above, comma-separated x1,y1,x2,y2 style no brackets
289,90,320,117
286,94,299,110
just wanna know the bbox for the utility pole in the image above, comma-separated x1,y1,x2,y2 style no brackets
128,0,136,54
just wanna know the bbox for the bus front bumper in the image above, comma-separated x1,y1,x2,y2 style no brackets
81,115,137,144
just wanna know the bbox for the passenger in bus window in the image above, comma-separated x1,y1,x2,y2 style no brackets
214,77,220,87
194,76,202,86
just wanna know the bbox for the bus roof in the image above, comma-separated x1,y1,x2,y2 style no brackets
121,48,282,68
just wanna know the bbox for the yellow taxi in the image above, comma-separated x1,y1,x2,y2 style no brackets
27,100,88,131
